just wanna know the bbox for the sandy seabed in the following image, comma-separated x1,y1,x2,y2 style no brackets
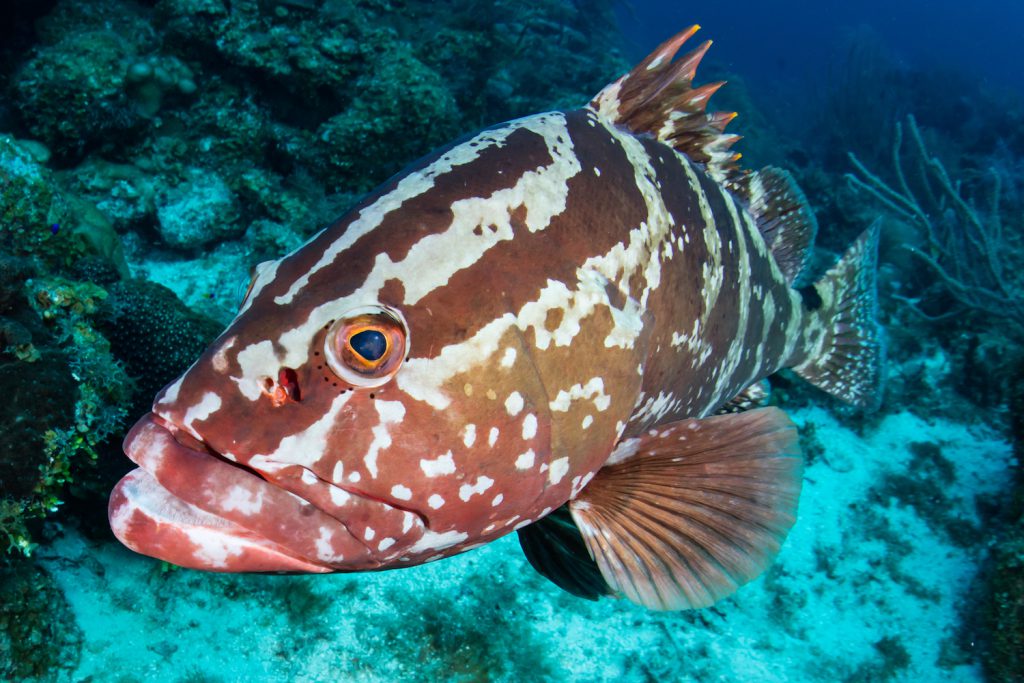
34,406,1008,682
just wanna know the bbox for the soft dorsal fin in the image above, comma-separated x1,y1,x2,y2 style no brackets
732,167,818,286
568,407,803,611
589,25,742,182
716,379,771,414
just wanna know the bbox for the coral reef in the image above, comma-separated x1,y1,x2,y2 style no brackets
795,22,1024,683
1,135,76,270
0,557,82,680
9,0,627,312
10,0,159,159
0,130,134,554
0,276,133,554
976,358,1024,682
1,135,128,277
312,41,460,192
97,278,222,414
982,532,1024,682
0,345,77,554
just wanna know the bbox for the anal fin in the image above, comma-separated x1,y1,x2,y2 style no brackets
569,407,803,611
715,379,771,414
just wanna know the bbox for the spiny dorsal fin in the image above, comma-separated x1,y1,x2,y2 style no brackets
517,506,613,600
716,379,771,414
569,408,803,611
732,167,818,286
589,25,742,182
792,222,883,409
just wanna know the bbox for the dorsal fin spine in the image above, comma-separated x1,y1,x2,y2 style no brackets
589,26,742,182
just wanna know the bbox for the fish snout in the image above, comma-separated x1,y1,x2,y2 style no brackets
109,413,419,572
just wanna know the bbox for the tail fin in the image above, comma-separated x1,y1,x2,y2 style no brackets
792,222,884,410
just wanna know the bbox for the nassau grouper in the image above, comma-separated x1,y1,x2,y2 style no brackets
109,26,882,611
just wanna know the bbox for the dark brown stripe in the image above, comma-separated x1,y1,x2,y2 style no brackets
626,141,710,421
407,109,649,358
238,122,560,340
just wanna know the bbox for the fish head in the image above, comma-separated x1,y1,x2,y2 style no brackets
112,268,559,573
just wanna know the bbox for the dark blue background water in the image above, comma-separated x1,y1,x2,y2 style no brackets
616,1,1024,96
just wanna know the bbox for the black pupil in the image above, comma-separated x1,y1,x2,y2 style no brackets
350,329,387,362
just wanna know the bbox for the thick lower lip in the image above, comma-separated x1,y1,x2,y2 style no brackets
109,413,375,572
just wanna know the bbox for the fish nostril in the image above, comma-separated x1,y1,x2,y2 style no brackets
278,367,301,403
260,369,301,406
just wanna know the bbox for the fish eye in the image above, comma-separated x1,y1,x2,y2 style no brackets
324,305,408,388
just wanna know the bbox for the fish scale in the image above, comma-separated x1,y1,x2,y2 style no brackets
109,26,881,611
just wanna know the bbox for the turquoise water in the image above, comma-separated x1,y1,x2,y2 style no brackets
1,1,1021,681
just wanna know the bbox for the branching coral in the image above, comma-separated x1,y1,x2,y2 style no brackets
847,115,1023,331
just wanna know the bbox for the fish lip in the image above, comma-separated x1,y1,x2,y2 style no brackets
112,413,381,571
150,413,210,454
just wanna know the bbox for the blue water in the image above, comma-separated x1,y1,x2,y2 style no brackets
1,1,1021,681
618,0,1024,95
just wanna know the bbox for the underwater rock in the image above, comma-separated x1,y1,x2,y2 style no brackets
154,167,241,249
60,159,157,233
11,29,141,159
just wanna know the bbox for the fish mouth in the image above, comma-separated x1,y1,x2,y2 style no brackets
109,413,402,572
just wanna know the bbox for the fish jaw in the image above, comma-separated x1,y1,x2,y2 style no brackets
109,468,333,572
108,413,417,572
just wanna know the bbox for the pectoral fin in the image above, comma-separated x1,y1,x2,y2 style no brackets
569,407,803,610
